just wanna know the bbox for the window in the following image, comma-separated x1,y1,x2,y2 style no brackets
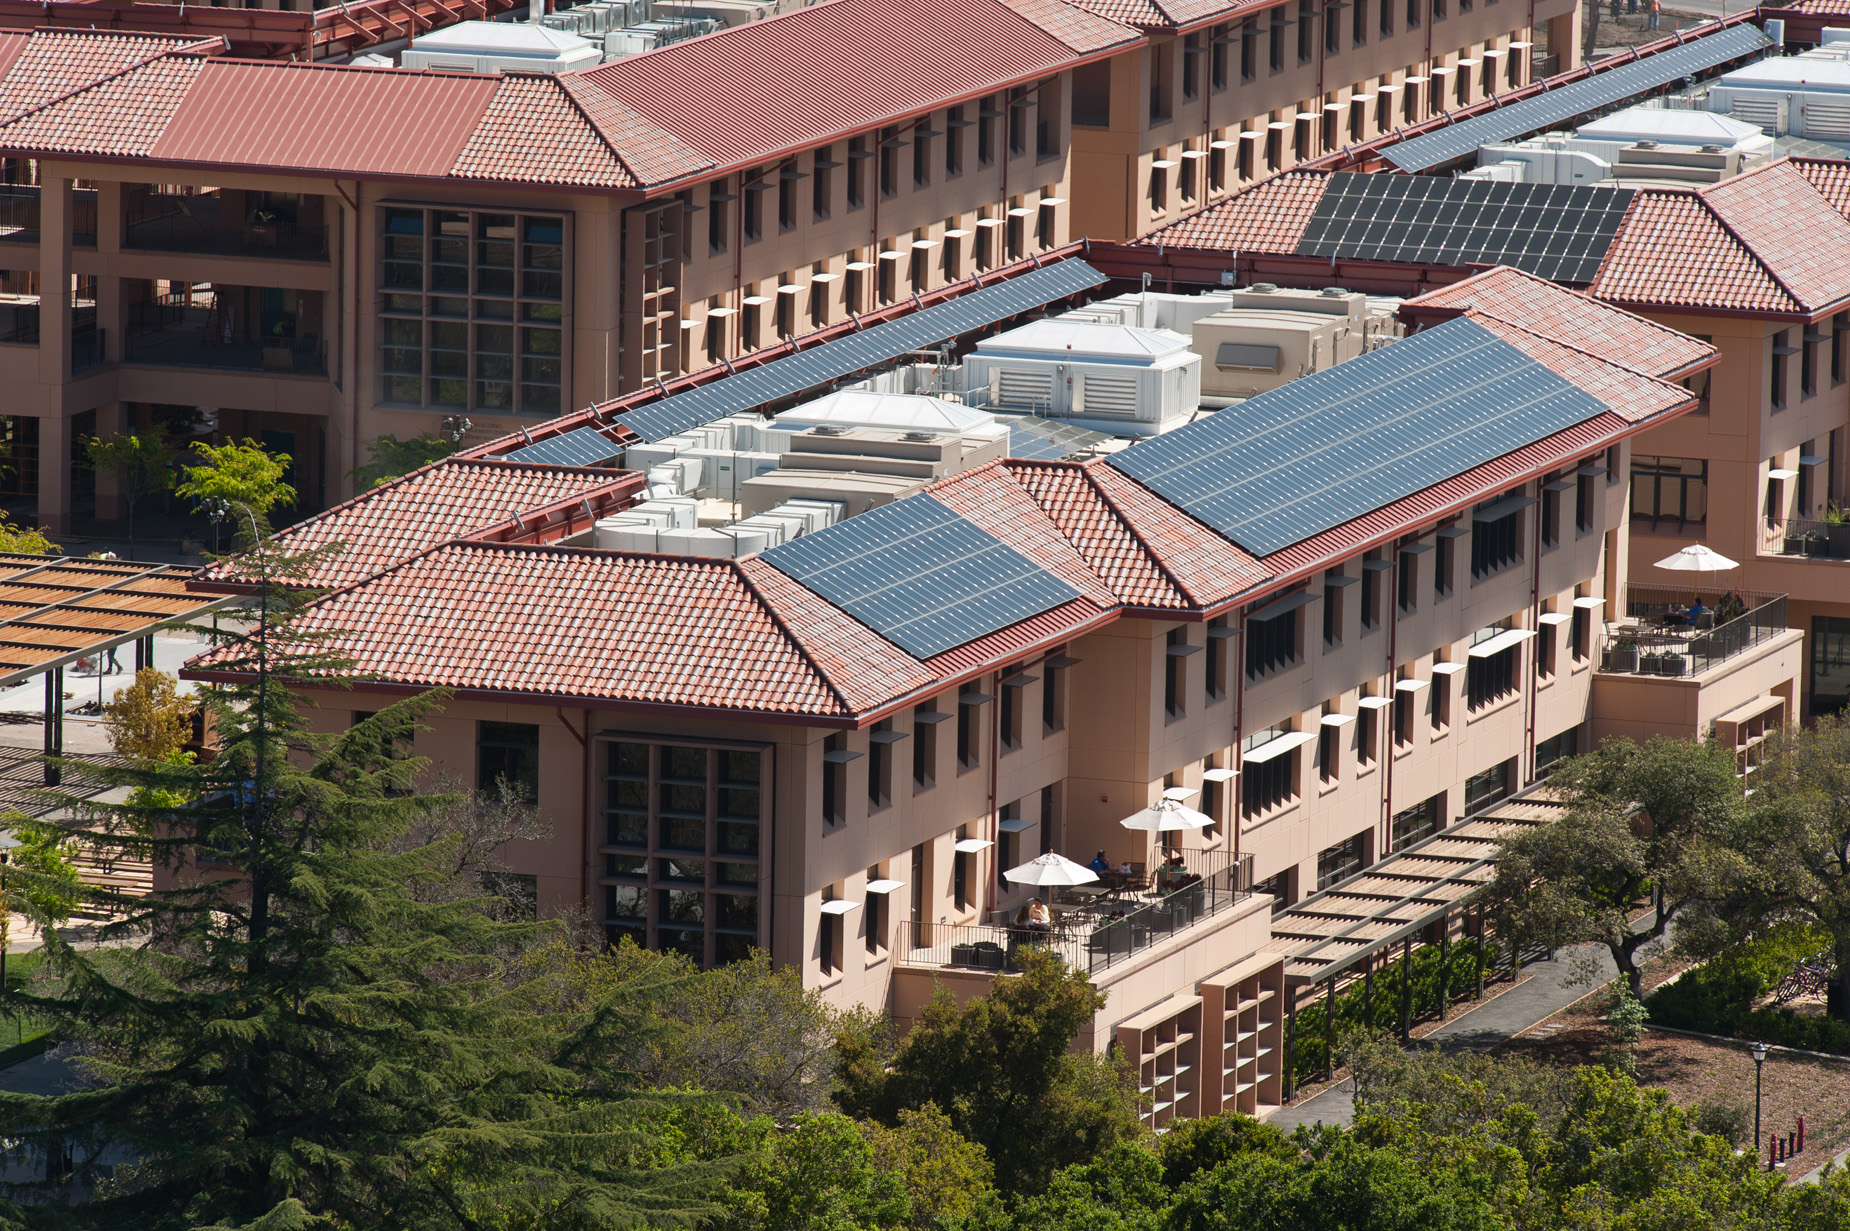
1242,748,1298,819
1576,472,1595,534
1811,615,1850,715
1150,41,1173,121
1471,501,1522,579
821,891,844,975
1243,18,1258,80
1180,148,1199,203
1245,603,1302,679
913,704,940,790
1397,548,1420,613
821,733,849,827
1541,481,1561,548
957,692,985,771
1165,629,1191,718
1298,0,1314,63
708,181,730,253
1000,669,1026,749
1407,0,1419,26
1043,655,1069,732
1353,0,1368,44
1325,0,1340,54
1210,139,1227,191
1607,445,1622,484
868,723,893,810
847,138,866,208
1464,759,1513,813
1323,573,1345,646
878,128,900,197
978,96,997,165
377,208,564,415
1317,723,1337,781
1206,619,1231,700
1535,726,1579,774
477,721,539,801
1630,456,1708,533
1804,329,1819,398
1269,9,1286,71
1466,646,1518,709
1538,620,1556,679
1835,312,1847,385
1772,329,1792,409
865,867,885,954
777,164,798,231
1380,0,1392,35
1572,605,1590,661
954,826,973,911
1009,94,1028,156
1183,34,1200,99
600,742,764,966
946,106,965,174
1434,532,1456,598
1149,164,1167,215
1356,699,1378,766
1361,558,1383,630
913,123,934,189
1393,687,1413,747
997,800,1022,888
744,174,765,240
1390,795,1441,852
1316,833,1365,890
1212,25,1229,89
1431,667,1451,732
812,149,833,220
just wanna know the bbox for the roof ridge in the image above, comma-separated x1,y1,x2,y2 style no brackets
551,73,652,185
1692,185,1809,313
0,36,218,128
1073,463,1202,607
733,559,858,716
1470,310,1693,406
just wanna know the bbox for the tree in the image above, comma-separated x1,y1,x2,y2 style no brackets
1486,736,1753,996
84,428,177,557
0,815,82,994
102,668,194,764
715,1113,907,1231
833,950,1141,1194
1745,716,1850,1018
860,1105,996,1230
175,440,297,550
0,513,735,1229
350,433,459,490
0,516,58,556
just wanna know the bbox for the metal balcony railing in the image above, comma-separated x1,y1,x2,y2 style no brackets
1596,584,1787,678
1769,518,1850,560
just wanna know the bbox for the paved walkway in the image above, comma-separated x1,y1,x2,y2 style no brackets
1268,941,1619,1133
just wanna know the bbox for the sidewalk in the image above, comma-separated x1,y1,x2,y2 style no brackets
1267,940,1619,1133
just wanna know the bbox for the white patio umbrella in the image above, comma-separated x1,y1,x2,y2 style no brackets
1654,544,1741,610
1002,851,1099,905
1119,798,1215,834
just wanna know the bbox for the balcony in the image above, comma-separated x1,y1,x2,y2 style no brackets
124,192,329,263
897,848,1255,976
123,285,328,377
1596,584,1788,678
1768,517,1850,561
0,185,97,246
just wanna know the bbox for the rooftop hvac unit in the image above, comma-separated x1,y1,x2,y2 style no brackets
1765,18,1786,47
731,516,790,548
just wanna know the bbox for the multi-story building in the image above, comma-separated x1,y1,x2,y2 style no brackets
189,260,1796,1123
0,0,1576,528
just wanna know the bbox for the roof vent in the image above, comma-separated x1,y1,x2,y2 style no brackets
1250,282,1278,293
811,424,845,436
1634,140,1659,150
901,431,940,442
1701,143,1726,153
1320,286,1350,297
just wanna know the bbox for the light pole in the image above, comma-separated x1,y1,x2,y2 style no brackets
1753,1040,1769,1151
0,831,20,1010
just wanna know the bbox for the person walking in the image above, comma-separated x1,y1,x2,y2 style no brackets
1649,0,1662,30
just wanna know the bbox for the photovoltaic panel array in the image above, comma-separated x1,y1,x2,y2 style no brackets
761,494,1083,659
1384,22,1771,171
1105,317,1611,557
616,260,1108,443
1007,418,1115,461
1294,173,1634,284
502,424,627,467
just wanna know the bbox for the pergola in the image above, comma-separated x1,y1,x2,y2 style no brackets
0,555,240,785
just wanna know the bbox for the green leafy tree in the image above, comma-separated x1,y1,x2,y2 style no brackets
102,667,194,764
351,433,459,490
833,950,1141,1194
1745,716,1850,1018
0,815,82,991
0,513,734,1229
1486,736,1753,996
84,427,177,557
860,1104,996,1230
716,1113,907,1231
176,439,297,550
0,516,58,556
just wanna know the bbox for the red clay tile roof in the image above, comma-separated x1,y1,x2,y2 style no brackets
0,52,204,156
575,0,1138,173
222,541,871,717
553,74,712,186
1403,267,1713,383
449,74,711,189
1001,0,1148,50
1467,314,1692,424
1136,170,1330,251
929,463,1126,609
1791,155,1850,215
1699,160,1850,314
199,459,634,593
1059,0,1278,28
736,557,937,712
0,29,213,123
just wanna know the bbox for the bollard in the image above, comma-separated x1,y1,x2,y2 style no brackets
1799,1115,1806,1153
1770,1139,1778,1171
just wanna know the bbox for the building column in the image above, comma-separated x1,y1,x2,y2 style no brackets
37,175,72,533
92,402,124,521
1551,9,1583,74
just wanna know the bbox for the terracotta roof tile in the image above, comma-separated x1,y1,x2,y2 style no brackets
216,542,862,717
928,463,1125,608
1136,170,1330,252
1083,461,1272,600
1699,160,1850,314
1590,189,1797,314
1000,0,1148,50
555,73,712,186
0,29,208,123
575,0,1138,172
1466,314,1692,423
451,74,642,189
1058,0,1267,27
1403,267,1713,382
201,459,632,592
1791,155,1850,216
0,54,204,156
736,557,936,711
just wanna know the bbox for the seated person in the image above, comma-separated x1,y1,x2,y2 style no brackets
1088,849,1110,874
1026,899,1052,930
1687,599,1707,624
1014,902,1035,926
1118,861,1134,875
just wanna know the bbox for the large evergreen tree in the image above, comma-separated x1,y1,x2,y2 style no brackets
0,511,731,1229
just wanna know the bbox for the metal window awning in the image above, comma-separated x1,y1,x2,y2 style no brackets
958,690,995,705
975,217,1006,227
1473,494,1537,521
1244,730,1317,763
1543,478,1577,493
911,238,941,249
1211,138,1238,148
1039,197,1067,206
1181,149,1211,158
1295,111,1320,121
1150,159,1181,170
1324,573,1359,588
1483,48,1508,57
819,899,861,914
778,284,803,295
1468,627,1536,657
811,272,842,283
1043,653,1083,669
1430,64,1457,75
1357,695,1394,710
869,728,909,744
1249,589,1318,619
1240,130,1264,140
1431,661,1467,676
844,261,875,271
1773,346,1802,357
1208,624,1240,639
1006,206,1037,217
1001,671,1040,687
1363,558,1396,572
954,837,994,852
1456,58,1480,66
1323,101,1347,111
998,816,1035,833
824,747,863,763
1377,83,1404,92
705,305,738,317
1202,767,1239,781
1397,541,1434,556
865,878,907,893
1394,678,1428,693
943,228,974,238
1403,74,1429,83
1802,454,1828,466
1320,712,1356,727
913,710,954,725
1538,611,1575,626
1768,468,1800,481
877,249,904,260
741,294,773,305
1578,464,1608,478
1573,596,1605,610
1166,643,1203,657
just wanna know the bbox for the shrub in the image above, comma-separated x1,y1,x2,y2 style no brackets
1691,1098,1751,1146
1646,922,1845,1053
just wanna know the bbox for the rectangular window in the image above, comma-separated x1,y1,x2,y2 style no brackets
744,176,765,240
1471,504,1522,579
1269,9,1286,71
1773,330,1792,409
979,97,997,165
1183,34,1200,99
957,694,983,771
1538,623,1557,679
946,106,965,174
1356,703,1377,766
865,873,884,955
878,129,899,198
1325,0,1340,53
1362,559,1386,629
954,827,972,911
1811,615,1850,716
1381,0,1392,35
1536,726,1579,774
1804,330,1819,398
868,723,892,810
1353,0,1368,43
1150,42,1173,121
1407,0,1419,26
812,149,833,220
1323,575,1345,646
1466,647,1519,709
1243,19,1258,80
1000,670,1026,749
913,124,931,188
1541,483,1561,548
1835,312,1847,384
1431,671,1451,732
1576,473,1595,534
1043,658,1068,732
1242,750,1298,818
1009,96,1028,156
1629,456,1708,533
708,182,730,253
1212,25,1229,89
1206,619,1231,700
1434,533,1456,597
1464,759,1514,813
1389,796,1441,852
1298,0,1314,63
1572,606,1590,661
847,138,866,208
478,720,540,801
1316,833,1365,890
821,901,843,975
821,733,847,827
1393,689,1413,747
778,165,797,231
1245,606,1301,679
996,801,1021,889
1165,628,1188,719
1317,724,1337,781
1397,549,1419,613
913,704,940,790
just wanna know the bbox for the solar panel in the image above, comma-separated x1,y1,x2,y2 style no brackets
617,260,1108,443
1105,317,1610,556
502,424,626,467
1296,173,1634,283
1384,23,1771,172
1007,418,1115,461
761,494,1082,659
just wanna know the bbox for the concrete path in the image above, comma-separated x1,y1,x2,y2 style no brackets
1267,941,1619,1133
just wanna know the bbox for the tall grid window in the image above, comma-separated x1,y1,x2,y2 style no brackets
379,206,564,415
600,740,764,968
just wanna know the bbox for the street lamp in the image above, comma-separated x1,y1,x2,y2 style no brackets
1753,1040,1770,1151
0,831,20,1007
